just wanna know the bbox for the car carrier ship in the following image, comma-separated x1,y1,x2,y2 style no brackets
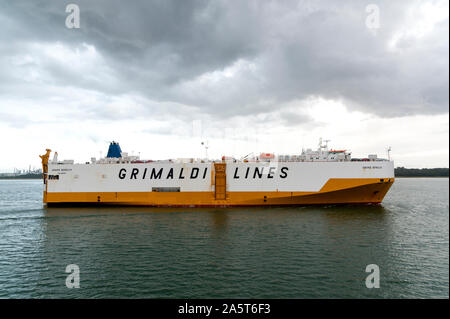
39,139,394,206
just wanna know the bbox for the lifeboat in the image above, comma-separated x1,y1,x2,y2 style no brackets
259,153,275,159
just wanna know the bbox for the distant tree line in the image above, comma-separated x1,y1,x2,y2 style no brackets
395,167,449,177
0,173,42,179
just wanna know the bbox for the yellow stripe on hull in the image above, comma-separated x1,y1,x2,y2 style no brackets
44,178,394,206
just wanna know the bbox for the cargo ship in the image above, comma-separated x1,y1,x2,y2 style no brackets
39,139,394,206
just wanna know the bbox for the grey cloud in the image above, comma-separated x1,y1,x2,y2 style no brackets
279,111,314,127
0,111,32,128
0,0,448,125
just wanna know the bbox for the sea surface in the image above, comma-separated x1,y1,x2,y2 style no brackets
0,178,448,298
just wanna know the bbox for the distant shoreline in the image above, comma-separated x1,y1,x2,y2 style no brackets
396,176,449,178
0,174,42,180
394,167,449,177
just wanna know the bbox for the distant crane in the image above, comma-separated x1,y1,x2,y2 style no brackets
241,152,254,161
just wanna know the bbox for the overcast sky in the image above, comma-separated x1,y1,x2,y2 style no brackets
0,0,448,171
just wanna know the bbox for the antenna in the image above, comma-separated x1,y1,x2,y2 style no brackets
318,138,330,148
201,141,209,159
387,146,392,161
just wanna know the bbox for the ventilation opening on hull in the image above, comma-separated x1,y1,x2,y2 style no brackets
152,187,181,192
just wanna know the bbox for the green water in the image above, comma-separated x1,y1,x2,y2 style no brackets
0,178,448,298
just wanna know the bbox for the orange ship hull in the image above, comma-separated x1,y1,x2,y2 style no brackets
45,178,394,207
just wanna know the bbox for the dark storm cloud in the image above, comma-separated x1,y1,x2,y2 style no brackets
0,0,448,122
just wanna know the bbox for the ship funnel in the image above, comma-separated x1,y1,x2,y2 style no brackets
106,141,122,158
